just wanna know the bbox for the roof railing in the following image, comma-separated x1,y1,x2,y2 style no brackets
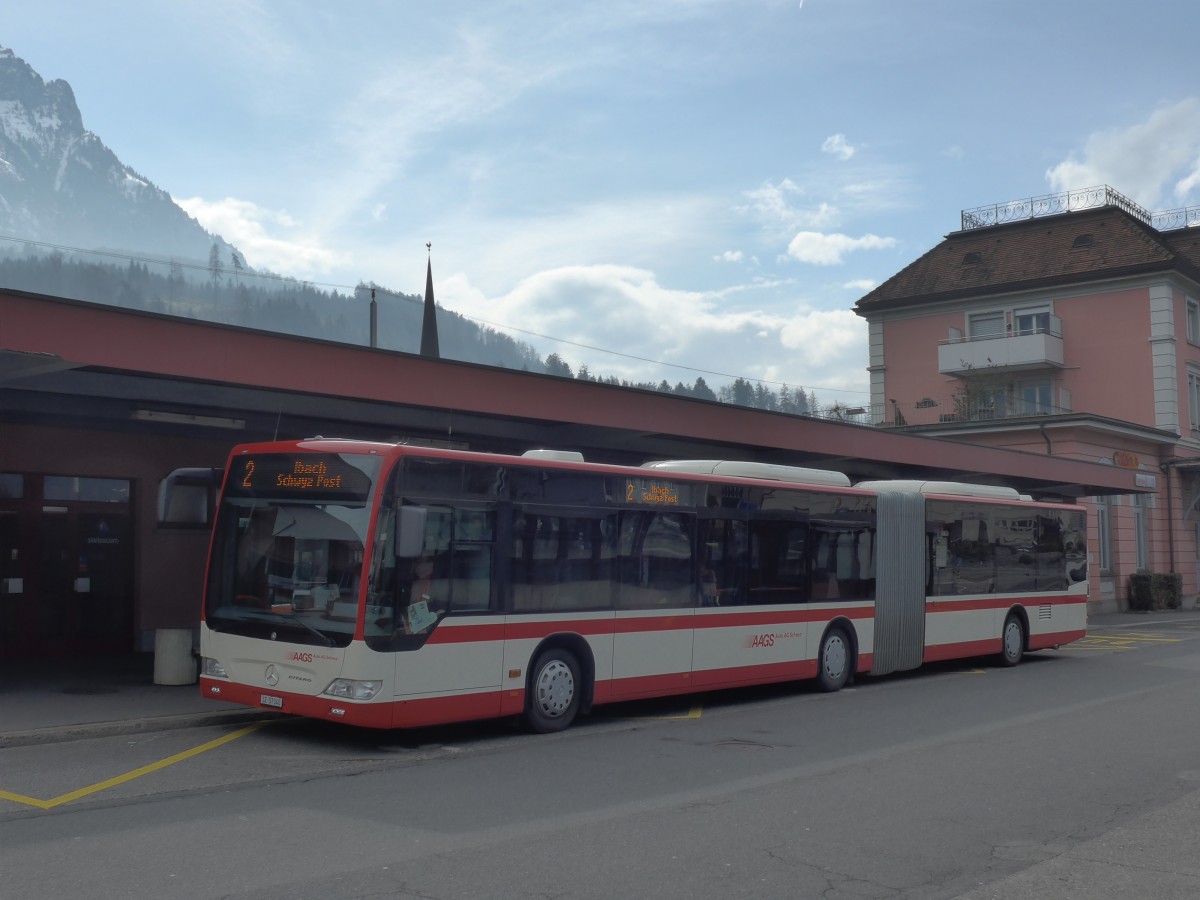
959,184,1198,234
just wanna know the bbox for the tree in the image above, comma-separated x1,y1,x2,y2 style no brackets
544,353,574,378
208,243,222,284
731,377,755,407
230,250,244,287
692,377,717,402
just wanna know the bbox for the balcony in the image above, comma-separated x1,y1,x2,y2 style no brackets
870,394,1072,429
938,319,1063,376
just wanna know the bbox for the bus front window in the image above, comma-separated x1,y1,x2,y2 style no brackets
204,452,380,647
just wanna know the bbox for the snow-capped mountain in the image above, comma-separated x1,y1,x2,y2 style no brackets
0,46,236,266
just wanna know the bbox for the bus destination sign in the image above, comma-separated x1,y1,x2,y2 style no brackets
626,478,680,505
228,453,377,502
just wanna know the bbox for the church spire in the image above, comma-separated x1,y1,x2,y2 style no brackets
420,242,440,359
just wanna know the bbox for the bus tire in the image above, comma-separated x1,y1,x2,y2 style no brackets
524,647,582,733
816,626,852,692
1000,613,1025,667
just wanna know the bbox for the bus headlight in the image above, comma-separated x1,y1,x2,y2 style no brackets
202,657,228,678
323,679,382,701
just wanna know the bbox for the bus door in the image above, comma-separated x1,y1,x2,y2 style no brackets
389,503,505,703
610,510,696,699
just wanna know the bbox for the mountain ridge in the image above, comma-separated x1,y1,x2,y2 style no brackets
0,45,235,265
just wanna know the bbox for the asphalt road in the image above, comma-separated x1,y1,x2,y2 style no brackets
3,619,1200,899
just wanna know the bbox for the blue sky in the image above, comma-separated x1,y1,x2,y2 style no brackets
7,1,1200,406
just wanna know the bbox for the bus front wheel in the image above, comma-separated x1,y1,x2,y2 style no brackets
524,647,582,733
1000,614,1025,667
816,626,852,692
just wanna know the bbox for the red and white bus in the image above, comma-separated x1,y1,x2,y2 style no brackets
198,439,1088,731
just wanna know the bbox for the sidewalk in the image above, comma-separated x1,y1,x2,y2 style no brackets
0,652,264,748
2,608,1198,749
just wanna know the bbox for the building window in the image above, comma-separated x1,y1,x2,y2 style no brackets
1014,306,1051,336
1132,494,1149,571
0,474,23,500
1189,367,1200,433
1094,496,1112,573
1017,380,1053,415
43,476,130,503
967,311,1005,340
1188,297,1200,345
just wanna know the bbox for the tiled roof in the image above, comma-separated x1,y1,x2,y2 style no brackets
855,205,1200,312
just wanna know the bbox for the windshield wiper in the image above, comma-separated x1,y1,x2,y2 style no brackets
225,607,337,647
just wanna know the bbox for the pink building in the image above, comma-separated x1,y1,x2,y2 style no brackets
856,186,1200,613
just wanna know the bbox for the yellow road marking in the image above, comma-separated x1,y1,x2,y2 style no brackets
634,703,704,720
1062,632,1185,652
0,722,268,810
1103,632,1183,642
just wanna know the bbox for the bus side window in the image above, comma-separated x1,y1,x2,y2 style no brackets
616,511,695,609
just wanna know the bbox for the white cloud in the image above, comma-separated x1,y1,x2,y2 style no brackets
175,195,342,276
842,278,876,291
437,263,869,399
786,231,896,265
715,250,744,263
1045,98,1200,208
822,133,856,161
739,179,840,236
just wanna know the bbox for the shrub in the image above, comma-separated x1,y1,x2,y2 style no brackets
1128,571,1153,610
1128,571,1182,610
1151,573,1183,609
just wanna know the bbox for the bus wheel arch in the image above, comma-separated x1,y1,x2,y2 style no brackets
523,634,594,733
816,619,857,692
1000,607,1028,667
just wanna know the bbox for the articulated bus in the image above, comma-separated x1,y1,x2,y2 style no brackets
198,439,1088,732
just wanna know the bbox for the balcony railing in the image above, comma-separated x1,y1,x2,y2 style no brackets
867,394,1073,429
938,320,1063,375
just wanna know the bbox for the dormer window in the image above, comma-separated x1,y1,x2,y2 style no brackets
1071,234,1095,249
962,251,982,265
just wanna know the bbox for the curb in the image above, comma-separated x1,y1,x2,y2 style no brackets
0,708,278,749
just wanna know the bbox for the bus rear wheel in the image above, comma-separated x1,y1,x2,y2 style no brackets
524,647,582,733
1000,614,1025,667
816,626,852,692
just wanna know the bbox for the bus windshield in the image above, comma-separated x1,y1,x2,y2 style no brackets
203,452,381,647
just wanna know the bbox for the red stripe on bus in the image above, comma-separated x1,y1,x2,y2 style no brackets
708,605,873,626
925,595,1086,613
427,605,876,644
923,639,998,662
200,678,397,728
1029,629,1085,651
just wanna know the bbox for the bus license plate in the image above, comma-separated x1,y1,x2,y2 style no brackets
260,694,283,708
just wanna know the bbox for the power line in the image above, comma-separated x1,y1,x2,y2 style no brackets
0,233,868,397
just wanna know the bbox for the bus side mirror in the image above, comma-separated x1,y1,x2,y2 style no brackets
396,506,427,558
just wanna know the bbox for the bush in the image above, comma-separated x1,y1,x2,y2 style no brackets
1151,573,1183,609
1128,571,1153,610
1128,571,1182,610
